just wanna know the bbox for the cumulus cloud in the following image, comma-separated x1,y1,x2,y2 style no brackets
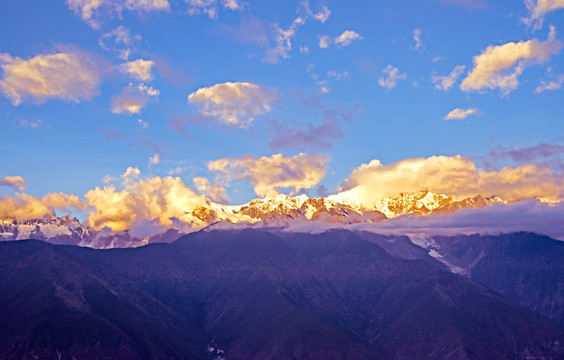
444,107,482,120
207,153,329,198
535,74,564,92
112,83,159,114
330,155,564,207
66,0,170,28
187,82,276,127
99,26,141,60
319,30,362,49
193,176,229,203
334,30,362,47
85,167,206,230
117,59,155,82
379,65,406,89
185,0,244,19
524,0,564,30
413,28,423,51
0,51,103,106
318,35,332,49
0,192,86,221
432,65,466,91
460,39,562,95
222,0,244,10
0,176,27,191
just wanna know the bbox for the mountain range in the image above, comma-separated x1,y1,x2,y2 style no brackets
0,191,503,248
1,229,563,360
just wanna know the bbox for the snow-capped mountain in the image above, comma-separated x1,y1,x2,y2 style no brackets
0,191,504,248
0,215,93,245
371,191,504,218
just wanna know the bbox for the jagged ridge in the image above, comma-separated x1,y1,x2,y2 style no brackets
0,191,503,248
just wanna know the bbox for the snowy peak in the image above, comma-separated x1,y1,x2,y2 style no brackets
371,191,504,218
0,215,91,243
0,191,504,248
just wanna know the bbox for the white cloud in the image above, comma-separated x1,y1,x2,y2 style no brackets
320,30,362,49
548,25,557,41
444,107,482,120
19,119,44,129
318,35,332,49
335,30,362,47
432,65,466,91
185,0,243,19
265,17,305,63
117,59,155,82
222,0,243,10
207,153,329,198
0,176,27,191
300,46,309,54
460,39,562,95
99,26,141,60
0,51,102,106
193,176,229,203
187,82,276,127
265,1,331,63
379,65,406,89
66,0,170,28
524,0,564,30
168,167,186,175
413,28,423,51
149,153,160,165
535,74,564,92
138,119,149,128
112,83,159,114
330,155,564,207
300,0,331,23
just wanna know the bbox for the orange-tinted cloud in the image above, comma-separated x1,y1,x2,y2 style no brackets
0,193,86,221
207,153,329,198
85,167,206,230
117,59,155,81
193,176,230,203
460,39,562,95
66,0,170,28
444,107,481,120
0,51,103,105
112,83,159,114
187,82,276,127
0,176,26,191
330,155,563,207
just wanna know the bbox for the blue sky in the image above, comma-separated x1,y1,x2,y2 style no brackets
1,0,564,222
